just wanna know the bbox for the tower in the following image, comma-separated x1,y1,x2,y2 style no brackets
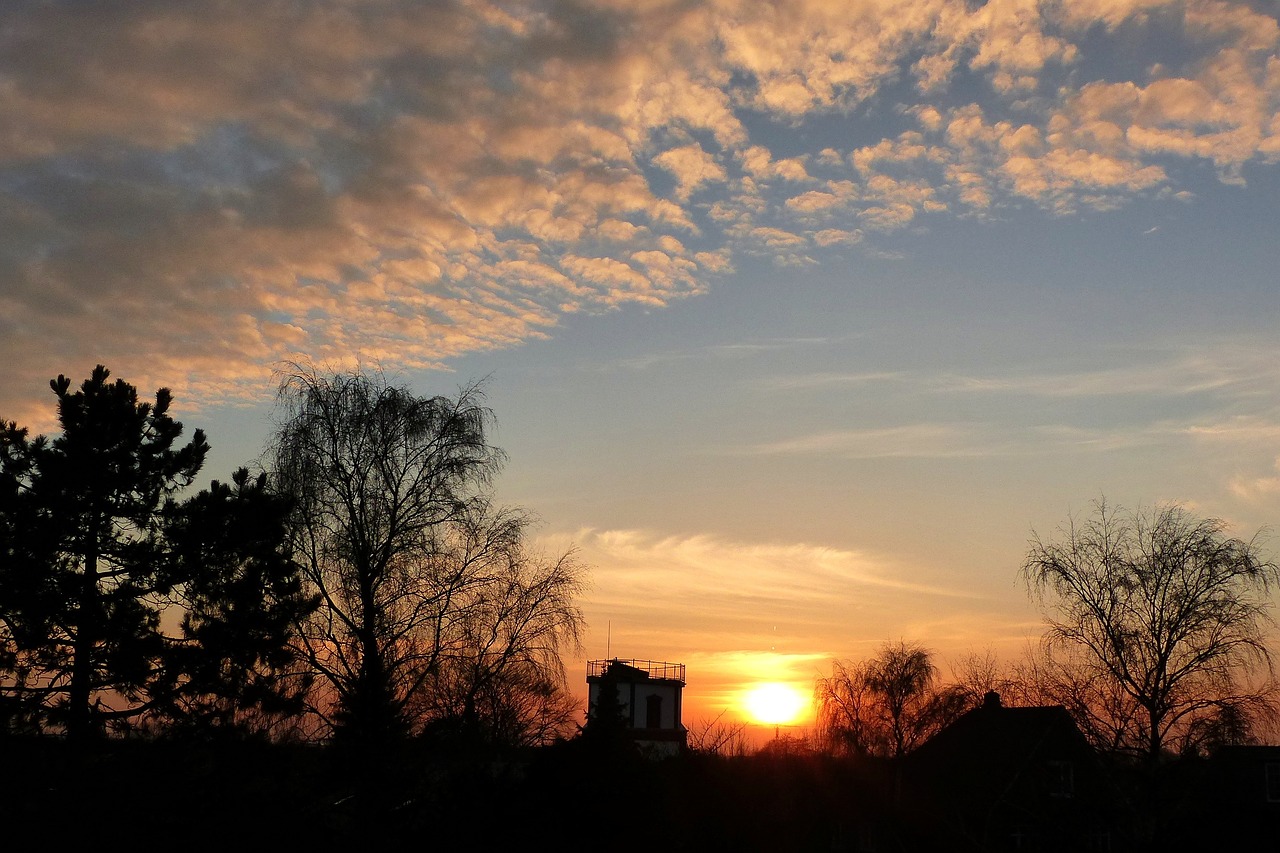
586,658,687,757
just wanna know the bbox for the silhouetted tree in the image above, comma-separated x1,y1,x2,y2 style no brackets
580,663,637,759
410,502,584,747
1023,499,1280,761
270,367,582,746
0,367,207,738
816,641,967,759
688,710,749,757
150,469,318,737
947,649,1015,706
1007,641,1145,755
0,366,308,739
588,668,625,726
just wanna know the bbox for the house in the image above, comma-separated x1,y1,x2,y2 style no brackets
903,691,1117,851
1168,744,1280,848
585,658,687,757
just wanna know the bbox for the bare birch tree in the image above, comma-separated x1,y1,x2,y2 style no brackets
270,367,582,745
1022,499,1280,760
816,641,967,759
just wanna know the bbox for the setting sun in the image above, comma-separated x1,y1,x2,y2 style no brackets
743,682,807,726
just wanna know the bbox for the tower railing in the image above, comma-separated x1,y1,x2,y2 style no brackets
588,658,686,683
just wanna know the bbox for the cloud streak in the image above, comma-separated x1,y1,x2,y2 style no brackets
550,526,1030,712
552,527,980,651
760,339,1280,399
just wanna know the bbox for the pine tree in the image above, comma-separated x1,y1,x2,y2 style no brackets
155,468,318,737
0,366,311,738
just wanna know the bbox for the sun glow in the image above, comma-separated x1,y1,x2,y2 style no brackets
743,682,807,726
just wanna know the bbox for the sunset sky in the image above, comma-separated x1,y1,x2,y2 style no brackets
4,0,1280,735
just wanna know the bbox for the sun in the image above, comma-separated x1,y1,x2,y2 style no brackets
743,682,807,726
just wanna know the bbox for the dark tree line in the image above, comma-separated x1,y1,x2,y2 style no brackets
0,365,583,748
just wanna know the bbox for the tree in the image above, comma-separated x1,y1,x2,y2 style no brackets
0,366,309,739
687,710,749,757
1022,499,1280,761
150,469,318,738
411,502,585,748
0,367,207,738
270,367,583,745
579,661,638,758
1007,642,1145,755
815,640,967,759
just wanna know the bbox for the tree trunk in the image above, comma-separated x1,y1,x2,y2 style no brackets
1146,703,1163,763
352,562,394,743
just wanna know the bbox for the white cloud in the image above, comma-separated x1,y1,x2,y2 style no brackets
652,143,729,200
1229,456,1280,503
556,526,981,645
1184,417,1280,444
541,525,1028,711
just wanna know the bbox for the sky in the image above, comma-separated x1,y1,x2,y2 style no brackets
4,0,1280,736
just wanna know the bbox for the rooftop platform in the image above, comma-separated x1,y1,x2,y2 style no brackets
587,658,686,683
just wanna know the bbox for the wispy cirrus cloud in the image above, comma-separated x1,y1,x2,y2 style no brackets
759,340,1280,400
589,336,835,373
736,340,1280,506
3,0,1279,423
1185,416,1280,444
737,404,1280,463
738,419,1236,460
1229,456,1280,504
547,526,1027,710
546,526,980,676
938,350,1280,399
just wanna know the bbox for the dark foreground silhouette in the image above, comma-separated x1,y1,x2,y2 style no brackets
6,727,1277,851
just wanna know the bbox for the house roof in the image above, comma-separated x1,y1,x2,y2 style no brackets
901,698,1119,848
909,692,1092,773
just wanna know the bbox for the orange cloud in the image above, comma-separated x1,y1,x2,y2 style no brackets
3,0,1279,420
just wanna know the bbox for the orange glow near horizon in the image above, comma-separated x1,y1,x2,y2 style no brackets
742,682,808,726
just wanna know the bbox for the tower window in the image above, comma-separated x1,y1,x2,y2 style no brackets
646,694,663,729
